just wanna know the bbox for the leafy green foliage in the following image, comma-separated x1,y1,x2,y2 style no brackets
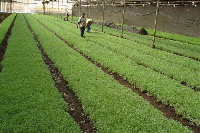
31,14,200,126
37,15,200,90
0,14,81,132
24,14,193,132
146,28,200,46
93,23,200,60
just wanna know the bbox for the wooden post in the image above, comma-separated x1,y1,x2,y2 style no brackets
61,0,63,18
48,2,50,16
4,0,5,12
35,1,36,13
72,3,73,21
61,7,62,19
10,1,12,13
27,0,28,13
88,0,91,18
57,0,59,18
0,0,1,13
6,1,8,12
120,0,125,38
101,0,105,32
151,0,159,48
79,0,81,16
42,0,45,15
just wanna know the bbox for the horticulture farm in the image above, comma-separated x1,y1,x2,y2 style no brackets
0,1,200,133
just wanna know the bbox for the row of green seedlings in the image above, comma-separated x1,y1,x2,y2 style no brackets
44,15,200,72
24,14,193,133
124,29,200,54
146,28,200,46
69,16,200,47
0,14,81,132
68,16,200,56
90,22,200,61
32,14,200,126
38,15,200,90
0,14,16,45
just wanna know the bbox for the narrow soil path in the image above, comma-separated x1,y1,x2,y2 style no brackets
24,15,96,133
32,15,200,133
0,14,17,73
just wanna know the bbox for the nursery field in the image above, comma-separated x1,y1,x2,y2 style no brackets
0,13,200,132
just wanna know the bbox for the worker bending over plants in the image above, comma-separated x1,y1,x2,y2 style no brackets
86,19,93,33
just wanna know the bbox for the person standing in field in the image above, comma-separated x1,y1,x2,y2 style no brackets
66,12,69,21
77,13,86,37
64,12,69,21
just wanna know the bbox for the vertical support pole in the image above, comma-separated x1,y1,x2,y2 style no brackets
0,0,2,13
72,4,74,21
6,1,9,13
18,0,20,13
51,0,54,16
66,0,68,20
10,1,12,13
61,0,63,18
42,0,45,15
49,2,50,15
4,0,5,12
120,0,125,38
79,0,81,16
35,1,36,14
61,6,62,19
57,0,59,18
27,0,28,13
151,0,159,48
88,0,91,18
101,0,105,32
48,3,49,16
